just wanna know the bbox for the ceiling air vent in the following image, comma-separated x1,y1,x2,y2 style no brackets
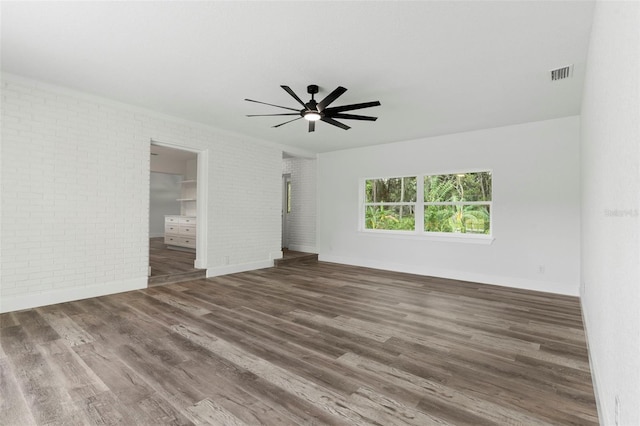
550,65,573,81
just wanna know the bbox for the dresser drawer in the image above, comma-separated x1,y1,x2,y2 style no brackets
165,216,180,224
165,224,179,234
164,234,180,245
164,235,196,249
177,236,196,248
179,217,196,225
179,225,196,236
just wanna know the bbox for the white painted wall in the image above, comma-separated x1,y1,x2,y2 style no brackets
282,157,317,252
185,158,197,181
580,1,640,424
0,74,282,313
318,116,581,296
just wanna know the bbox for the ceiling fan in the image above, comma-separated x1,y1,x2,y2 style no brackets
245,85,381,132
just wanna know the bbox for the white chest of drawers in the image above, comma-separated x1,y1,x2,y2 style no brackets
164,215,196,249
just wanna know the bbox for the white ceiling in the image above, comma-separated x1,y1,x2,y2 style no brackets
1,1,595,154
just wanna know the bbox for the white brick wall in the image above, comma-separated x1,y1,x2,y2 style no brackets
209,140,282,268
282,157,317,252
1,74,282,312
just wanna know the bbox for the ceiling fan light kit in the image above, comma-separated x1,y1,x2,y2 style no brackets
303,112,322,122
245,84,381,132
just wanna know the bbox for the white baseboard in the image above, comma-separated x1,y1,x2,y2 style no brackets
206,259,274,278
580,297,605,425
0,277,148,313
318,254,578,296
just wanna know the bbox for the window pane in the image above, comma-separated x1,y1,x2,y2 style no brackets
424,171,491,202
366,177,417,203
424,204,491,234
365,205,415,231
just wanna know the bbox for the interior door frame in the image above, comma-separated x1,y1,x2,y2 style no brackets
282,173,292,249
150,139,208,270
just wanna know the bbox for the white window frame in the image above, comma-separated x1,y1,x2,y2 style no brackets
360,170,494,243
361,175,419,235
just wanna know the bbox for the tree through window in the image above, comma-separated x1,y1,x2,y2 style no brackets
424,171,492,234
364,176,417,231
362,171,492,236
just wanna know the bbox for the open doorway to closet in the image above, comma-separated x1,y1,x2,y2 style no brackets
278,155,319,267
149,143,206,285
282,173,291,250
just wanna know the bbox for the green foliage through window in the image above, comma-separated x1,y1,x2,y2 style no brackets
364,177,417,231
363,172,492,235
366,177,417,203
424,172,491,202
424,172,492,235
424,205,490,234
365,205,415,230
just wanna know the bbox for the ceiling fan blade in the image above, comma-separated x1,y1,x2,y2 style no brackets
309,121,315,132
273,117,303,128
317,86,347,111
246,113,300,117
321,116,350,130
324,101,381,114
280,86,308,109
245,98,300,112
330,113,378,121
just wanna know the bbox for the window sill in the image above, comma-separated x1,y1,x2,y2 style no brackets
358,230,495,245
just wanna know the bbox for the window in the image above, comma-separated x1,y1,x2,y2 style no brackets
362,171,492,237
424,171,492,235
364,176,417,231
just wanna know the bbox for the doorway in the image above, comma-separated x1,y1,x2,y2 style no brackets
282,173,291,249
149,142,207,286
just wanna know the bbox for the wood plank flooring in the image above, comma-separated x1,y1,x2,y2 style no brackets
275,250,319,267
0,262,598,425
148,237,206,287
149,237,198,277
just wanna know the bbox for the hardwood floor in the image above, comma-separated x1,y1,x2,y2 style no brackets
0,262,598,425
275,249,319,267
149,237,198,277
148,237,205,287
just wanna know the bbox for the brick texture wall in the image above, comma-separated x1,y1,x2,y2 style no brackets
0,74,282,312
